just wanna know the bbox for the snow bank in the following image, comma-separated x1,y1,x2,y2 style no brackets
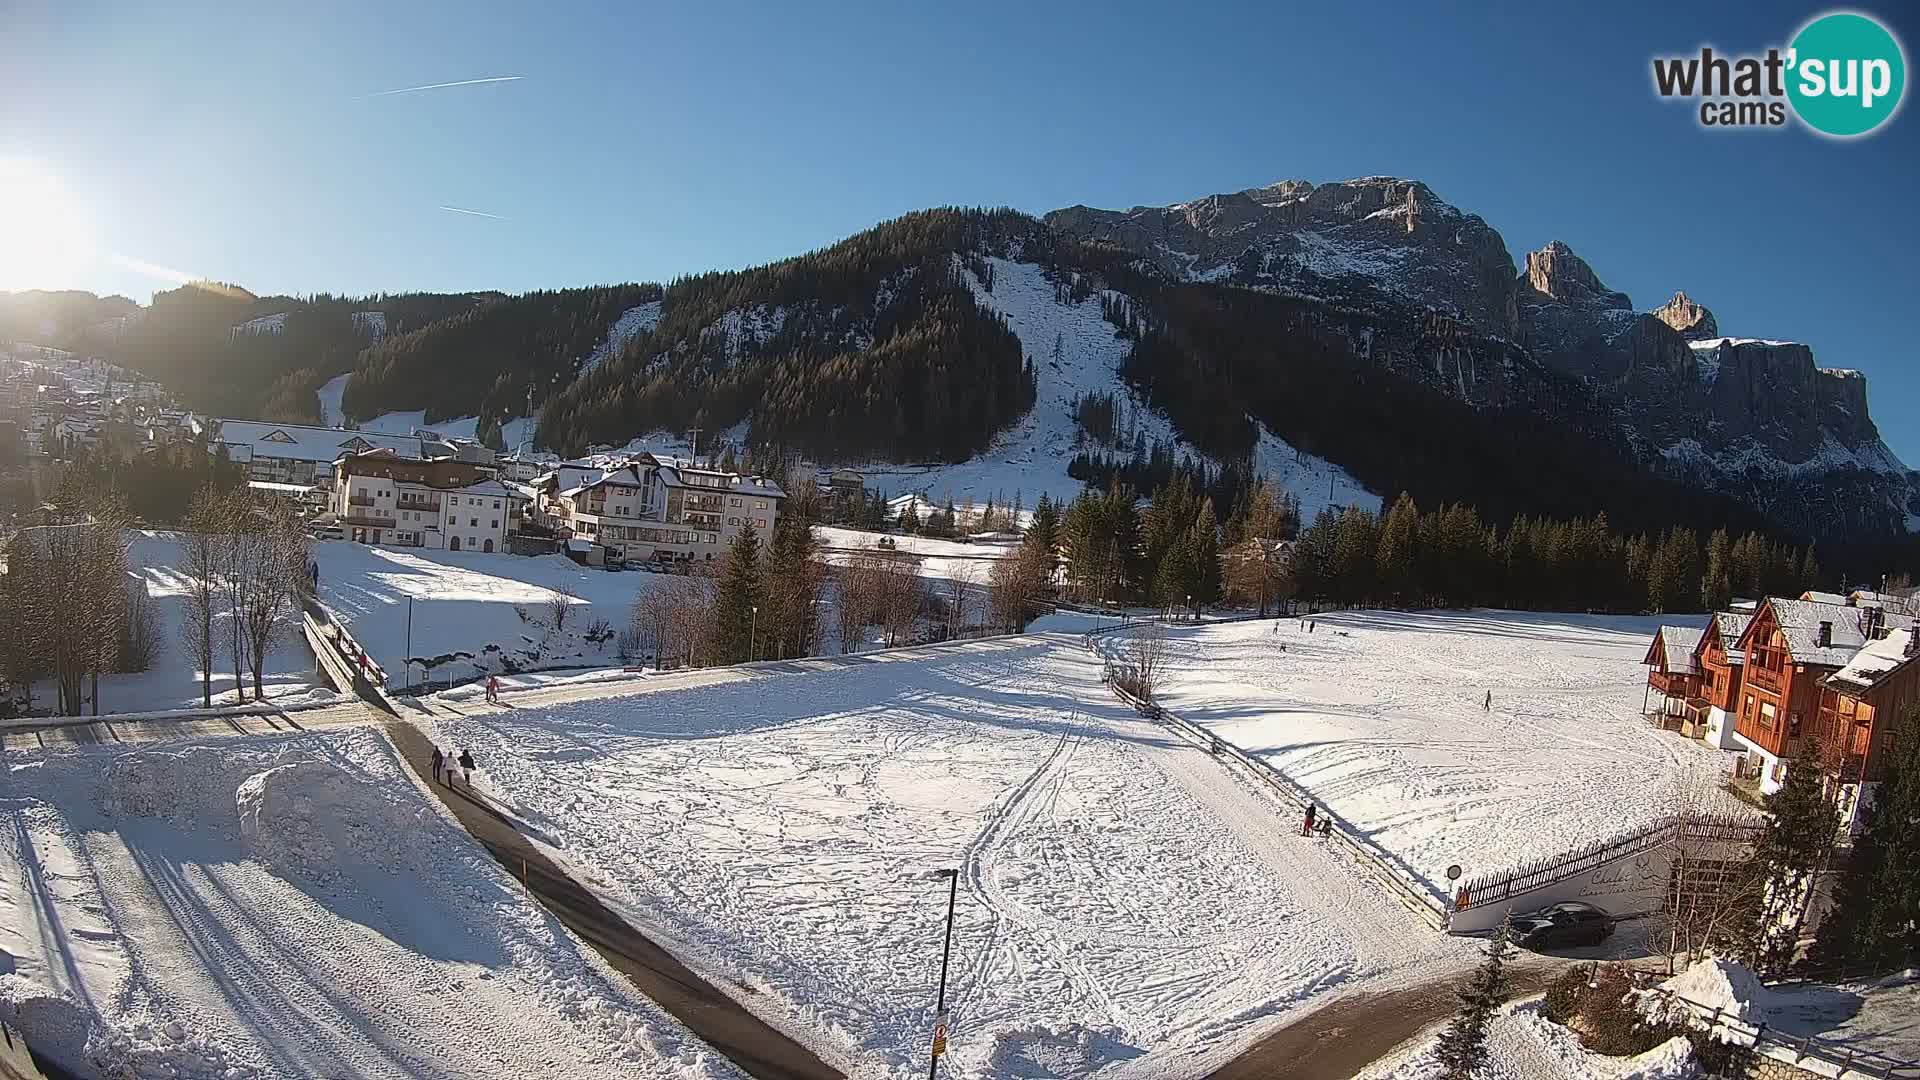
236,758,433,883
1360,1002,1698,1080
1643,958,1772,1035
3,728,745,1079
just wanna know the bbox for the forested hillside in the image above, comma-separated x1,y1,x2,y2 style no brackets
340,284,663,427
536,208,1044,461
98,284,482,421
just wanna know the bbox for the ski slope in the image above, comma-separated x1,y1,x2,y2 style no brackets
414,633,1467,1080
0,727,740,1080
856,257,1378,519
1137,611,1746,899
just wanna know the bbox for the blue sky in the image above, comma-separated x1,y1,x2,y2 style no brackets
3,0,1917,460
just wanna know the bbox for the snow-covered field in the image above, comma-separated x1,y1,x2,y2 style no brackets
816,525,1015,585
314,542,663,687
855,257,1378,520
27,532,328,716
0,727,739,1080
416,632,1465,1080
1135,610,1741,899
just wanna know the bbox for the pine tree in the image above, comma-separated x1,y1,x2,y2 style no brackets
713,524,762,663
1733,740,1840,976
1702,528,1733,612
1800,544,1823,594
1814,703,1919,969
897,499,921,534
1026,493,1059,553
1434,925,1512,1079
1375,492,1420,607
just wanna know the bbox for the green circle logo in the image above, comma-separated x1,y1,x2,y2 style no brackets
1787,12,1906,137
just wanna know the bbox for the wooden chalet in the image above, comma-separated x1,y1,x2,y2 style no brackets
1644,625,1705,732
1730,597,1873,794
1692,611,1750,749
1811,622,1920,830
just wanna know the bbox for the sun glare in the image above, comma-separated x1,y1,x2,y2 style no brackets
0,157,100,292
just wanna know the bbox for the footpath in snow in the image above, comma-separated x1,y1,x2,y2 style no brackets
1137,610,1742,900
414,631,1469,1080
0,726,741,1080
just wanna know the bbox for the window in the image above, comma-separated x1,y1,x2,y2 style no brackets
1759,701,1777,729
756,518,766,528
755,500,767,509
490,520,498,529
730,497,741,507
470,517,479,527
493,500,501,510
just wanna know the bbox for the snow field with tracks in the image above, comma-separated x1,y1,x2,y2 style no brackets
424,633,1466,1079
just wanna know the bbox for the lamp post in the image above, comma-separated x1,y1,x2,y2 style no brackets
928,867,959,1079
750,604,759,663
405,596,414,690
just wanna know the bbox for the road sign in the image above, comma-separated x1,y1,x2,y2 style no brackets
931,1015,948,1057
1446,864,1463,881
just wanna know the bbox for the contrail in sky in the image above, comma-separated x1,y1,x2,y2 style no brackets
371,75,523,96
439,205,508,220
109,253,196,284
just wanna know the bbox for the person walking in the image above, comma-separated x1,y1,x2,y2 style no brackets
429,746,444,784
485,675,501,705
1484,689,1492,712
439,746,455,787
457,748,476,788
1302,802,1317,837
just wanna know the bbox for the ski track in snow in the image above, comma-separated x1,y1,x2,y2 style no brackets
854,257,1378,520
0,727,743,1080
420,633,1467,1080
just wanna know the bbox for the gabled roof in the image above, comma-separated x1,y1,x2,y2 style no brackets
1743,597,1871,668
1647,626,1704,674
1802,590,1850,606
1826,626,1918,697
1703,611,1750,665
214,419,423,463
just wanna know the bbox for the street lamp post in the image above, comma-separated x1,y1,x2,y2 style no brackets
405,596,414,690
750,604,759,662
929,867,959,1079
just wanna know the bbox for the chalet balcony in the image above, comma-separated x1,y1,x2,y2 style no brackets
348,494,377,508
397,499,442,513
1746,664,1784,692
1647,670,1700,699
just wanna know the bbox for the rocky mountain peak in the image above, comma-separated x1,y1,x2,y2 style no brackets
1521,241,1629,309
1652,291,1719,340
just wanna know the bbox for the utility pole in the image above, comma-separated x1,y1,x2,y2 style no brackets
405,596,414,691
687,426,703,466
929,868,959,1079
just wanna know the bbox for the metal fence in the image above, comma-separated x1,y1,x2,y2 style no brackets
1080,623,1451,931
1641,985,1920,1079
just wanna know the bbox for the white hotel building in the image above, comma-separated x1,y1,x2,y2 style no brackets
553,454,784,563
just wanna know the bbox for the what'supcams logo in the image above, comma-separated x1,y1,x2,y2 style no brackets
1652,11,1906,137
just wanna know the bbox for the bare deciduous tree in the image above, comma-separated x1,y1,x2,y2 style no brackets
944,560,980,639
548,583,580,631
178,488,225,708
231,497,308,701
1126,622,1172,700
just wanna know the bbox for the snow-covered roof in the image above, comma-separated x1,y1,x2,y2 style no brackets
1649,626,1703,673
1710,612,1750,665
1802,590,1849,606
215,419,423,463
1751,598,1872,667
1826,627,1919,697
449,478,517,499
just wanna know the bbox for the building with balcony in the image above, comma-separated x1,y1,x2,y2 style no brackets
1643,624,1705,730
330,448,515,552
1810,622,1919,831
1693,610,1751,750
1730,596,1873,795
552,454,784,563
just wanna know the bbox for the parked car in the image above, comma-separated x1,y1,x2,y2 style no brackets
1508,901,1614,949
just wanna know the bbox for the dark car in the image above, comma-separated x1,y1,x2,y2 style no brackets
1508,901,1614,949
